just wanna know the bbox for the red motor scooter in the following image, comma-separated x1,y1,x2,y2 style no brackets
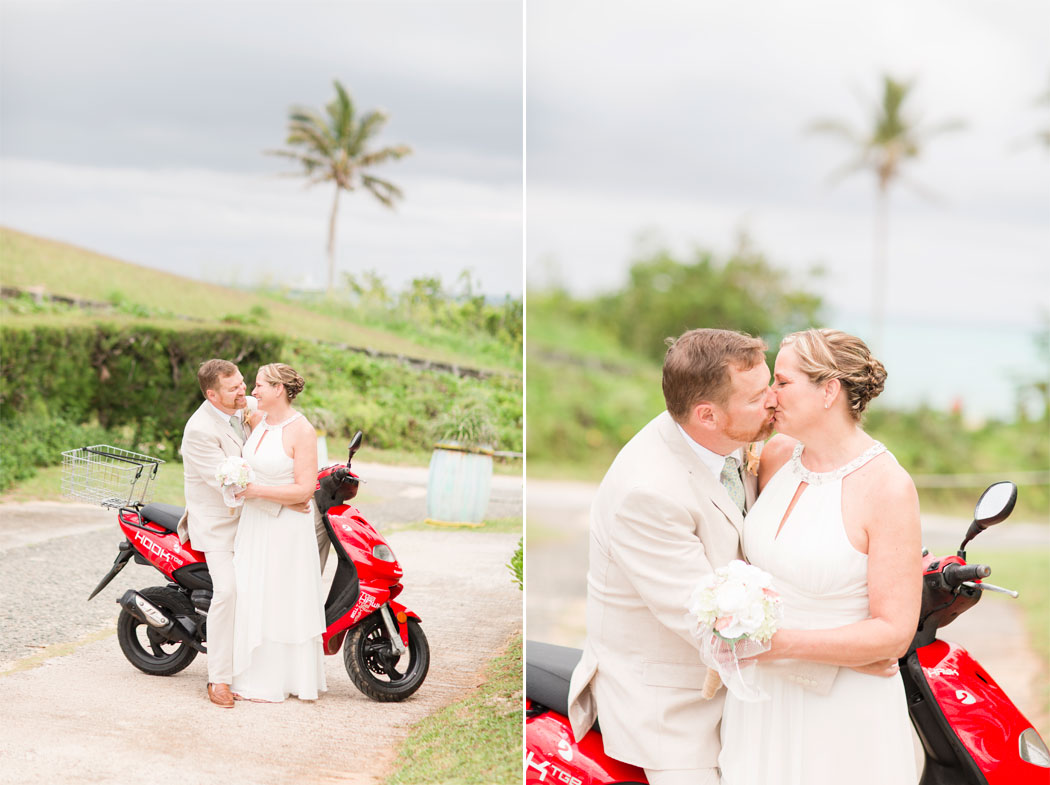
524,481,1050,784
79,432,429,702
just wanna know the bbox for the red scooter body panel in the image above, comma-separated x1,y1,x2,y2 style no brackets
318,498,414,654
117,511,205,578
917,638,1043,784
526,701,648,785
326,503,404,585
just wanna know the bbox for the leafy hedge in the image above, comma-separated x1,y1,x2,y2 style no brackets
1,322,523,493
289,340,523,453
1,323,283,489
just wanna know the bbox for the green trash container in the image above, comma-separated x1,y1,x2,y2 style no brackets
425,443,493,526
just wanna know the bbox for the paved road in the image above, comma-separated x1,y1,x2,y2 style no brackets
0,463,523,785
526,477,1050,740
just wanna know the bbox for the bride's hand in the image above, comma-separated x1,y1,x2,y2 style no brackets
235,483,260,500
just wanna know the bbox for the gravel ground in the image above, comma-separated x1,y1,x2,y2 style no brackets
0,464,523,785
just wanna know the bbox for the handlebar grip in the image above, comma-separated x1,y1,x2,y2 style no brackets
943,563,991,587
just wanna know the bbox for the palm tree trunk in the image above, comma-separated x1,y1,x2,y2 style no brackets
872,185,889,354
326,186,341,296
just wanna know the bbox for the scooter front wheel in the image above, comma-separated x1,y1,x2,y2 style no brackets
116,586,199,676
344,614,429,702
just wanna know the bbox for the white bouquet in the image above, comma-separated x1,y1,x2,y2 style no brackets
687,559,783,702
215,456,254,509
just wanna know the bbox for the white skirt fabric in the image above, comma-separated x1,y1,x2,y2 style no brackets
230,416,327,702
719,442,917,785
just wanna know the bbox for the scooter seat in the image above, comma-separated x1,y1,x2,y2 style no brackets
140,503,185,534
526,640,599,729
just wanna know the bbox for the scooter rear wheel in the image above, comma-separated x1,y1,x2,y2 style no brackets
344,615,429,702
116,586,199,676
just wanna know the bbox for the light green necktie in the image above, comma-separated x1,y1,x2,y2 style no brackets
720,455,745,513
230,414,245,442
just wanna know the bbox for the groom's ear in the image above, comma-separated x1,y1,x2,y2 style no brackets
693,402,718,429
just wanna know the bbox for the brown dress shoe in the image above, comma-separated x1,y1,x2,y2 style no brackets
207,682,235,708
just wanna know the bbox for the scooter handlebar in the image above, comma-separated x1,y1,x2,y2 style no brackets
943,562,991,587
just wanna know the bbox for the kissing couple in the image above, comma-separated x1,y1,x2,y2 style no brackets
176,359,328,707
567,328,922,785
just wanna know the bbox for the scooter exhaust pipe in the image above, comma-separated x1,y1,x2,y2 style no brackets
117,590,207,653
119,590,171,629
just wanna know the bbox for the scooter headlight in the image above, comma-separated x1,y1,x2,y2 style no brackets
372,543,396,562
1020,728,1050,767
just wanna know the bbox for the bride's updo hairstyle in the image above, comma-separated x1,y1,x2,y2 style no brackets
258,363,306,402
780,329,886,421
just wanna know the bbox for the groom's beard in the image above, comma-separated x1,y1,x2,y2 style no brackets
724,412,775,444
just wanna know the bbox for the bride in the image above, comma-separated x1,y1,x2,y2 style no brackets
718,329,921,784
230,362,327,702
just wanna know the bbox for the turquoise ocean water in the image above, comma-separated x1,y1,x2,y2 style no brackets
830,312,1045,423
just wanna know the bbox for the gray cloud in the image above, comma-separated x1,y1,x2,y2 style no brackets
1,0,522,183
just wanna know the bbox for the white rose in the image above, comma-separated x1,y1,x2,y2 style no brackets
714,581,748,614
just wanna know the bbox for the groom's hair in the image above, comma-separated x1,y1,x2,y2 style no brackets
198,359,239,396
662,329,767,421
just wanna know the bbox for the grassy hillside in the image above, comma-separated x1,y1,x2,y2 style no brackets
0,227,515,372
0,229,522,493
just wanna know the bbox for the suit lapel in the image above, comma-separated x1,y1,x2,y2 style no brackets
203,402,245,451
655,412,744,534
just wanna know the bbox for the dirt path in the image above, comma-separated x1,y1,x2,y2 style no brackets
0,465,523,785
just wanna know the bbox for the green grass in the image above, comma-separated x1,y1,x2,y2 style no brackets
267,290,522,371
1,462,186,506
0,227,516,372
388,516,523,534
329,442,523,477
385,633,522,785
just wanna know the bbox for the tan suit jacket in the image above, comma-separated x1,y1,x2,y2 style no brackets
567,411,837,770
176,400,279,552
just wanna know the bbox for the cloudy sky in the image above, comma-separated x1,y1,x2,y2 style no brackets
1,0,523,295
527,0,1049,417
2,0,1047,415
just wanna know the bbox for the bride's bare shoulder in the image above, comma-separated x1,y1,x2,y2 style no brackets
290,412,317,438
756,434,796,490
759,434,795,468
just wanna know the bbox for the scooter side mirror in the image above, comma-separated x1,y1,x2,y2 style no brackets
347,431,363,463
959,481,1017,555
973,481,1017,527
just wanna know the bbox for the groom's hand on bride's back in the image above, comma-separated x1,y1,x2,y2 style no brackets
851,658,900,678
287,500,311,514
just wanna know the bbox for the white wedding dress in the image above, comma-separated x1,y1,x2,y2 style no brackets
231,412,327,701
718,441,917,785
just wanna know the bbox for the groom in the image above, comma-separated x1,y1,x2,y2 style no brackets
176,359,285,708
566,329,838,785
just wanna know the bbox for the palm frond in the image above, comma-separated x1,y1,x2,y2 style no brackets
327,80,355,146
807,118,863,143
358,144,413,168
350,109,391,151
362,174,403,208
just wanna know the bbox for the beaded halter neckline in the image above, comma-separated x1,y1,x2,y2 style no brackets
257,411,302,431
789,440,885,486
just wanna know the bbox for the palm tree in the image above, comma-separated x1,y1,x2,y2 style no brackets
269,80,412,295
809,75,964,351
